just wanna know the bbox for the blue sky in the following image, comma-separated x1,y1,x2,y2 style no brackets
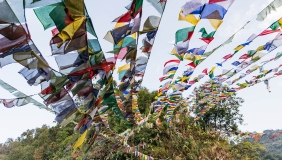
1,0,282,143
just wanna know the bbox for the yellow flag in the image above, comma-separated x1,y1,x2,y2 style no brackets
106,77,113,88
114,22,126,29
209,19,223,30
252,65,260,70
13,51,50,69
72,130,88,155
194,55,202,61
88,47,94,54
256,45,264,51
210,66,216,72
118,64,130,73
234,45,244,51
184,54,193,61
58,16,85,42
179,10,199,25
131,32,137,39
116,38,124,47
262,70,269,74
181,76,189,82
166,70,177,75
278,18,282,28
242,83,249,87
171,47,178,55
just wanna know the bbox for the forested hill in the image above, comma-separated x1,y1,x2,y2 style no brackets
257,130,282,157
0,88,282,160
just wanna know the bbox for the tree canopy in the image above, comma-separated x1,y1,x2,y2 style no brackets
193,82,244,132
0,87,281,160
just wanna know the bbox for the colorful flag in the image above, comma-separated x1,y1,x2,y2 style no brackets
209,66,216,78
202,68,208,75
186,62,196,68
275,52,282,61
259,29,280,36
239,54,249,60
175,26,195,43
232,61,241,66
164,59,181,67
223,53,232,59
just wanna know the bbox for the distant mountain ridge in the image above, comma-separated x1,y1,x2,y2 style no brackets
248,129,282,157
260,130,282,156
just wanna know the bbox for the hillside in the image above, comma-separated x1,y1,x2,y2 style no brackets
0,88,281,160
258,130,282,157
0,119,261,160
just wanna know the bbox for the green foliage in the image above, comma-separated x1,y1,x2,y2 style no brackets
0,123,76,160
230,141,264,159
0,86,278,160
137,87,157,114
193,84,244,132
249,129,282,159
108,110,132,134
260,152,282,160
126,113,233,159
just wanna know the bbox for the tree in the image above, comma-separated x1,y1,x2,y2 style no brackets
230,141,264,160
137,87,157,114
108,110,132,134
0,84,275,160
193,82,244,132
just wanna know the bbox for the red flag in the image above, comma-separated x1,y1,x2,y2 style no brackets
113,11,131,23
202,68,208,75
209,0,226,3
239,54,249,60
68,65,99,77
189,81,195,84
187,31,194,40
100,61,115,73
159,76,167,82
186,62,196,68
41,86,53,95
223,54,232,60
199,37,214,44
164,59,181,67
142,46,152,53
51,28,59,37
219,95,228,98
259,29,280,36
64,9,74,25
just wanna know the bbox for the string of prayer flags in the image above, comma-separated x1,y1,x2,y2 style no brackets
256,0,282,21
169,0,236,91
227,54,282,85
3,0,282,159
208,27,282,86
